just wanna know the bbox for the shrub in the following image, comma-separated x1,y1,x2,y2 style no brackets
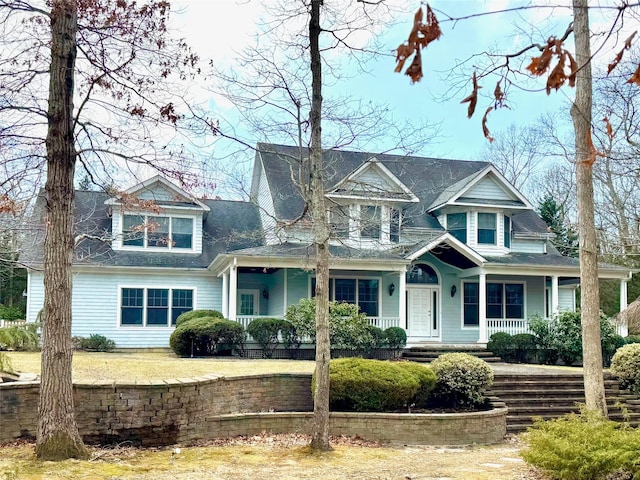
625,334,640,344
522,409,640,480
553,311,584,365
399,361,437,408
513,333,537,363
430,353,493,409
285,298,380,350
77,334,116,352
0,304,25,322
610,343,640,395
602,334,625,367
170,317,244,357
247,318,297,358
175,309,224,327
324,358,435,412
487,332,515,361
365,325,387,350
385,326,407,354
0,323,40,351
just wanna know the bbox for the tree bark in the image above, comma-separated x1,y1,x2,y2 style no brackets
308,0,332,452
36,0,89,460
571,0,607,417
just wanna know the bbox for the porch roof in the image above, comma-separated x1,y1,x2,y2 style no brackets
481,252,633,280
208,241,410,275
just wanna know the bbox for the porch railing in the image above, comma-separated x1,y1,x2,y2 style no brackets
487,319,530,337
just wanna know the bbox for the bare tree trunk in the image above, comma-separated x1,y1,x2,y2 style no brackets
36,0,89,460
308,0,332,452
571,0,607,417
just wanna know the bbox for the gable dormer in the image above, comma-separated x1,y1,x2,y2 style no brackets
326,159,419,247
106,175,210,254
430,166,533,255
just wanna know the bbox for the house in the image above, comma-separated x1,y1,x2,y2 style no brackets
24,143,633,347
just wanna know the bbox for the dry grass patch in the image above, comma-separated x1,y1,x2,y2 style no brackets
5,352,315,383
0,435,541,480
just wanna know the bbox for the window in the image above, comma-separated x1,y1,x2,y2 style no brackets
390,208,401,243
312,277,379,316
504,215,511,248
447,213,467,243
121,214,194,250
407,264,439,284
463,283,479,326
360,205,381,239
463,282,524,326
239,293,255,316
477,213,496,245
120,287,193,327
330,205,349,238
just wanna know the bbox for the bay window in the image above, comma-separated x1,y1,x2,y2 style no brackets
477,213,497,245
447,213,467,243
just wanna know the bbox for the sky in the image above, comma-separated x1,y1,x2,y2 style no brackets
170,0,582,163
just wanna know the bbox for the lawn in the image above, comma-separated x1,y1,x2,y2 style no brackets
0,435,540,480
5,351,316,382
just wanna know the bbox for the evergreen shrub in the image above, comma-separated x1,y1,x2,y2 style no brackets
624,334,640,344
487,332,515,361
0,304,25,321
522,409,640,480
384,326,407,354
175,309,224,327
247,318,298,358
513,333,537,363
77,334,116,352
610,343,640,395
170,316,244,357
325,357,435,412
430,353,493,408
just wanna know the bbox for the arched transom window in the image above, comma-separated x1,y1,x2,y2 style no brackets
406,263,439,284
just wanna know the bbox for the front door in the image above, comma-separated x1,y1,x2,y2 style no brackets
408,287,439,338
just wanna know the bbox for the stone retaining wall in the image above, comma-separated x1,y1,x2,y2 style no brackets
0,374,506,446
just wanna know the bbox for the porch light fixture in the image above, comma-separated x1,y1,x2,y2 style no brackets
450,285,457,297
388,283,395,296
262,289,269,299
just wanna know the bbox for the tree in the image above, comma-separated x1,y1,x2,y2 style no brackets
539,194,578,257
394,2,640,416
0,0,202,459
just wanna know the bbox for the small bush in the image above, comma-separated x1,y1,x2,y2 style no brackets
0,323,40,351
175,309,224,327
602,334,625,367
522,409,640,480
610,343,640,395
247,318,297,358
385,326,407,354
365,324,386,350
399,361,437,408
430,353,494,409
76,334,116,352
170,317,244,357
513,333,537,363
624,334,640,344
487,332,515,361
0,304,25,322
325,358,435,412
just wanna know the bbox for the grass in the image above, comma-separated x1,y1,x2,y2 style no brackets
0,435,537,480
5,351,316,382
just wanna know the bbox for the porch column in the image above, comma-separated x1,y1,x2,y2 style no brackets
398,268,407,329
478,272,488,343
620,280,629,336
221,271,229,318
551,275,559,317
229,263,237,321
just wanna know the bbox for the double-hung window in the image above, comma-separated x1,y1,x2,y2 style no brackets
447,213,467,243
463,283,480,326
360,205,381,240
463,282,524,326
504,215,511,248
477,213,497,245
122,214,193,250
120,287,194,327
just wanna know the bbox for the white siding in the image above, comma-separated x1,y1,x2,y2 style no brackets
28,270,219,348
558,287,576,311
511,238,545,253
464,176,515,201
256,159,278,244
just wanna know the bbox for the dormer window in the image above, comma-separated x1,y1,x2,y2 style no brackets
504,215,511,248
122,214,193,250
360,205,381,239
477,213,497,245
447,213,467,243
